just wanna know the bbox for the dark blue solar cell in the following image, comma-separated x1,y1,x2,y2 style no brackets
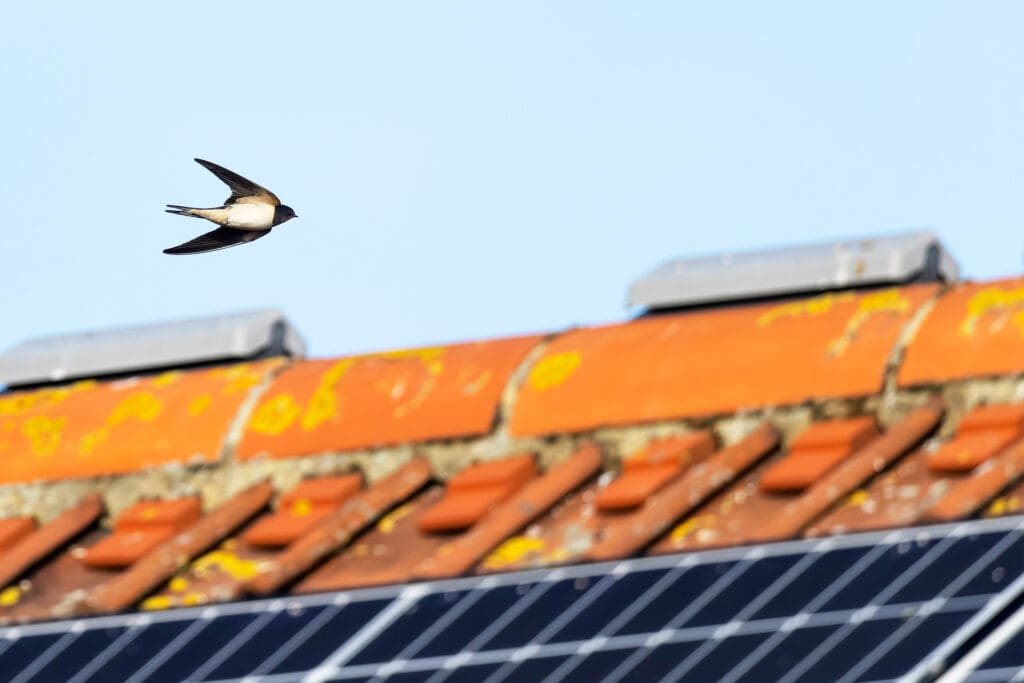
740,624,842,681
503,654,571,682
83,620,190,683
383,669,437,683
861,609,973,680
886,533,1004,605
200,604,329,679
750,547,872,620
480,578,599,651
0,634,63,681
549,568,671,643
349,590,469,665
267,599,388,675
443,662,503,682
614,561,737,636
684,554,800,627
617,640,701,681
144,613,257,683
677,633,770,682
568,648,637,680
792,617,901,683
819,539,937,612
980,624,1024,669
954,532,1024,598
416,583,537,658
25,627,127,683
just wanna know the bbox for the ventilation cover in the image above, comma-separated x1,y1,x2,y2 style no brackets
0,309,305,388
628,230,958,312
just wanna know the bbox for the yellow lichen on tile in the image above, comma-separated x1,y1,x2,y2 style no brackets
377,504,413,533
249,393,302,436
481,536,546,570
669,514,716,542
290,498,314,516
141,595,173,611
188,394,212,417
0,586,22,607
22,416,66,457
192,549,262,581
528,351,582,391
959,285,1024,337
758,292,855,328
828,290,911,357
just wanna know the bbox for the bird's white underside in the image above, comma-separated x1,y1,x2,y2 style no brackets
191,203,274,230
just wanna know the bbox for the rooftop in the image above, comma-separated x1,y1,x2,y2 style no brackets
1,233,1023,681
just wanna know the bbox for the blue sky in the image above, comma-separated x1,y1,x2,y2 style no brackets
2,3,1023,357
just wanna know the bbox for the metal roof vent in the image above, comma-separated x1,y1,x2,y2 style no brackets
628,230,959,312
0,309,305,388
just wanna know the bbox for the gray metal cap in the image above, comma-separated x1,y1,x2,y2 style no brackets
628,230,959,311
0,309,305,387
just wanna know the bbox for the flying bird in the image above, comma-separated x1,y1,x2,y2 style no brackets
163,158,297,255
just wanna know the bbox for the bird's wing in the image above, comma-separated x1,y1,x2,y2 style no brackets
194,158,280,206
163,227,271,255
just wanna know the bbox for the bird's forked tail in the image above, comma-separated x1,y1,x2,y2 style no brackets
165,205,199,216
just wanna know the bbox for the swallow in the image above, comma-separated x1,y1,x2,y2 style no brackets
163,158,297,255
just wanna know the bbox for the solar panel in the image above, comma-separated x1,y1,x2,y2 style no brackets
0,516,1022,683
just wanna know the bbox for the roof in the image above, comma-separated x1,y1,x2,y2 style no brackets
2,270,1024,681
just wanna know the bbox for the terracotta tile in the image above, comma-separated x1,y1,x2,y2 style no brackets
417,454,537,532
899,277,1024,385
0,359,282,484
247,459,432,596
983,478,1024,518
295,448,600,592
924,437,1024,522
595,433,716,511
511,286,935,436
83,498,202,568
85,482,272,614
481,426,778,572
808,401,1021,535
761,400,943,542
650,407,938,552
238,336,542,458
0,495,105,623
759,416,878,493
141,474,364,610
416,444,602,579
243,474,363,547
0,517,36,554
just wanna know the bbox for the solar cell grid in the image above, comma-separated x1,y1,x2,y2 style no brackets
0,516,1021,683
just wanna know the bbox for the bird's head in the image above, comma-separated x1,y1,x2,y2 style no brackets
274,205,298,225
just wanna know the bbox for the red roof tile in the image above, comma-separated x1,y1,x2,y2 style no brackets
86,482,272,614
481,428,776,571
0,495,106,623
759,416,878,492
511,286,936,436
649,409,938,553
809,402,1022,534
246,459,432,595
83,497,202,568
238,337,542,458
296,447,600,592
0,360,282,484
900,277,1024,385
242,473,363,547
417,454,537,532
417,444,602,579
0,517,35,554
595,433,715,511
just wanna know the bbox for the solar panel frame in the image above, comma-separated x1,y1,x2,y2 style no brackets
0,515,1022,683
